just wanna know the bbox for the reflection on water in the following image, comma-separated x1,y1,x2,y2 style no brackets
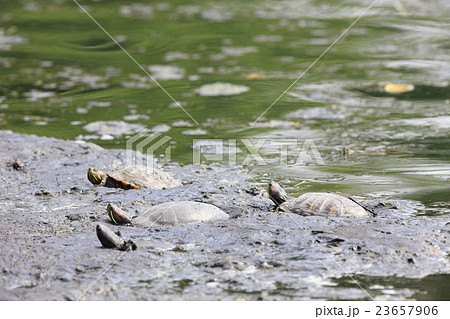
0,0,449,299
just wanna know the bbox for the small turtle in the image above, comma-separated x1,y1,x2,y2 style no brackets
96,224,137,251
268,181,371,218
87,165,182,190
107,201,229,227
11,160,25,171
107,203,133,225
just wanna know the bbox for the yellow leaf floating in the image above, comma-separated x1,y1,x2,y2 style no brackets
382,82,414,93
246,72,264,80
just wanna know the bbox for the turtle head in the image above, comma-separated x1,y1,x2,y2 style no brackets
268,181,289,207
87,167,105,186
107,203,133,225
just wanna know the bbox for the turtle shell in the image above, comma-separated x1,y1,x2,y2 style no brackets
96,224,124,249
96,224,137,251
279,192,369,218
101,166,181,190
133,201,229,227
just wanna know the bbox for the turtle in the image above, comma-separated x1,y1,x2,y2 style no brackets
107,201,229,227
107,203,133,225
96,224,137,251
87,165,182,190
268,181,371,218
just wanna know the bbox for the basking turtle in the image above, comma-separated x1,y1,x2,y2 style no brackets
107,203,133,225
107,201,229,227
96,224,137,251
268,181,371,218
87,165,181,190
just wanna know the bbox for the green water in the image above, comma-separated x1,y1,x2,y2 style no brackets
1,0,449,299
334,274,450,301
2,0,449,202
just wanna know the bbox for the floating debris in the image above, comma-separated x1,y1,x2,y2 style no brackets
121,73,152,89
393,1,408,14
246,72,264,80
164,51,190,61
114,35,128,43
252,34,283,42
34,121,48,126
83,121,145,137
197,66,215,74
251,120,300,128
168,101,188,109
86,101,111,108
123,114,150,121
221,46,258,57
23,115,53,125
195,82,249,96
175,5,202,18
181,128,208,135
100,134,114,141
401,116,450,129
23,90,55,102
40,61,53,67
119,4,154,19
75,134,100,141
121,81,152,89
382,82,414,93
188,75,200,81
56,67,107,90
201,8,233,21
151,124,171,133
148,65,185,80
284,107,344,120
343,145,410,157
76,107,88,114
0,29,28,51
172,120,194,127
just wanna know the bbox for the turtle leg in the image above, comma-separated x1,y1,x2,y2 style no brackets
119,240,137,251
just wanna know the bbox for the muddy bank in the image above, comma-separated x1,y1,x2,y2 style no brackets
0,131,449,300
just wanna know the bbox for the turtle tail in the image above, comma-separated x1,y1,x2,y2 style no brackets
347,196,377,217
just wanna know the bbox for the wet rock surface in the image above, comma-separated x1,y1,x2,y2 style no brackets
0,130,449,300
